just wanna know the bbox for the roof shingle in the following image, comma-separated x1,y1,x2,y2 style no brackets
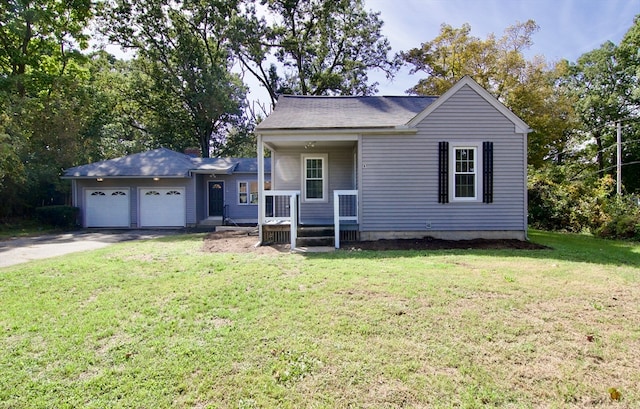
63,148,270,178
256,95,437,130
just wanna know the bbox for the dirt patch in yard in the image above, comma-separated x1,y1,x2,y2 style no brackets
201,230,546,253
202,230,289,254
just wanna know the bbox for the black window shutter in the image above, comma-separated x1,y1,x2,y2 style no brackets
438,141,449,203
483,141,494,203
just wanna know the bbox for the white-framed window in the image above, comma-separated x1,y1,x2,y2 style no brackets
302,154,328,202
454,147,476,199
238,181,258,205
238,180,271,205
449,143,482,202
439,141,492,204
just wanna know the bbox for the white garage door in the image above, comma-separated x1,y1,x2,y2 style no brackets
139,188,186,227
85,189,130,227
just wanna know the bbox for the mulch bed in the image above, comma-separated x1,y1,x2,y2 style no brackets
343,237,547,251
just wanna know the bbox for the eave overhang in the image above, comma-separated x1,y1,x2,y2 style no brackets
256,126,418,137
60,175,189,180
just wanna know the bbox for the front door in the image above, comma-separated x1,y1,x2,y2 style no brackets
208,181,224,217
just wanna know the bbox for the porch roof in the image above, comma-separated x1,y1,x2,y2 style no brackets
256,95,438,131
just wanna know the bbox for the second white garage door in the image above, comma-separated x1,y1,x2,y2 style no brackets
139,188,186,227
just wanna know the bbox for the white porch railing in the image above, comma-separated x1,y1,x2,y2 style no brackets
334,190,358,249
261,189,357,250
262,190,299,248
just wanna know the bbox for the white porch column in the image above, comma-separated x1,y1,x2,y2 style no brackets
334,190,341,249
257,134,264,243
290,193,297,249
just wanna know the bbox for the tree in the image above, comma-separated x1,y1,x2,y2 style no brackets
0,0,94,216
401,22,493,96
80,51,154,160
0,98,26,215
232,0,400,107
567,38,637,174
99,0,247,157
0,0,92,96
508,59,580,168
401,20,579,169
528,16,640,237
401,20,539,98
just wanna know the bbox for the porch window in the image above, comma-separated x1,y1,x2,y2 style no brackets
454,147,476,199
302,154,328,202
238,181,258,205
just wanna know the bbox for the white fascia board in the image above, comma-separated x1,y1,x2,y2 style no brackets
60,175,188,179
257,127,418,139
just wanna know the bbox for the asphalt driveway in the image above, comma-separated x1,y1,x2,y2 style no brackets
0,230,180,268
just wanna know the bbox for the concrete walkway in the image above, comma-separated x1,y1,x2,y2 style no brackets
0,230,178,268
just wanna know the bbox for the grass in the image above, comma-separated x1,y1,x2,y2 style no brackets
0,219,60,240
1,230,639,408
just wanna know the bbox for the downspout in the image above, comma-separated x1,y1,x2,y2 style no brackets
71,179,80,227
523,128,532,240
257,133,265,246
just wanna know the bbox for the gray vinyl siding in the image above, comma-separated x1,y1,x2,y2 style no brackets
195,174,205,222
74,178,194,227
273,146,356,224
360,84,526,232
196,172,271,223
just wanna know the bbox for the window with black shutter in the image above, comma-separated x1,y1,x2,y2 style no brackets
439,141,494,204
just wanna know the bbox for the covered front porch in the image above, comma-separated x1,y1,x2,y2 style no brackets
257,135,360,249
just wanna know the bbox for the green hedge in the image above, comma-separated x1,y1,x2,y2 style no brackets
34,206,80,229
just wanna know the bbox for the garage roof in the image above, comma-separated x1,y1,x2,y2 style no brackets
63,148,270,178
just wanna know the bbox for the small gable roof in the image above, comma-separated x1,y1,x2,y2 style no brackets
256,95,438,130
255,77,530,134
62,148,270,178
406,76,531,134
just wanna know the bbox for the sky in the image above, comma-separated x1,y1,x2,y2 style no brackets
364,0,639,95
101,0,639,103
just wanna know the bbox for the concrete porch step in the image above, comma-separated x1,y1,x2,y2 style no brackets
297,226,334,238
296,226,335,248
296,236,335,247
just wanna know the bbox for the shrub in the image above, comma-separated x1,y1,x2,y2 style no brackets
528,170,611,233
34,205,80,229
593,196,640,240
528,169,640,241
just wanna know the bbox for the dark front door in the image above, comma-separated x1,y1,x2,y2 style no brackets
208,181,224,217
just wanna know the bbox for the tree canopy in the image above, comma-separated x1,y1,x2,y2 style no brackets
98,0,248,158
401,20,583,169
0,0,638,237
232,0,401,107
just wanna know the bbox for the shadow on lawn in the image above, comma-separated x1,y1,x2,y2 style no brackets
303,230,640,268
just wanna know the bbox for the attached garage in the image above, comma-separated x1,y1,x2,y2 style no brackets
139,188,186,227
63,148,269,229
85,188,130,227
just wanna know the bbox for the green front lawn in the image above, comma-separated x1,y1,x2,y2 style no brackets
1,231,639,408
